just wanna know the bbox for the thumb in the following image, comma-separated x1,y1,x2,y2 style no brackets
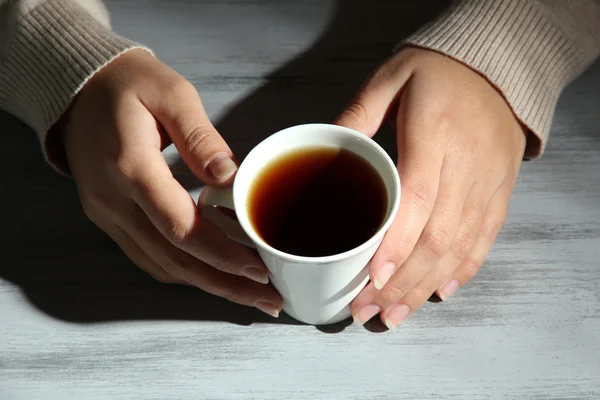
334,62,411,137
145,79,237,187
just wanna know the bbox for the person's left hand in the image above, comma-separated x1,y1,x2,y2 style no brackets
334,48,527,329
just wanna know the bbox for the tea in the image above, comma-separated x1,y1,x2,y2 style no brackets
248,146,387,257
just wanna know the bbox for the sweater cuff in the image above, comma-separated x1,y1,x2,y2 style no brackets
0,0,152,172
400,0,598,159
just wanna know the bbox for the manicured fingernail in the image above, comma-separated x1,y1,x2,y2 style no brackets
373,262,396,290
384,304,410,330
255,301,280,318
353,304,381,325
439,279,460,301
208,154,237,180
241,266,269,284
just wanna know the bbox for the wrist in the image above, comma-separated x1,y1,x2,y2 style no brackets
0,0,152,174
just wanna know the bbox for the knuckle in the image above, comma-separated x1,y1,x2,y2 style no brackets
423,228,452,259
483,215,506,242
222,286,244,305
341,102,368,130
161,254,187,278
465,202,485,225
368,65,389,82
461,256,483,281
81,199,100,223
380,284,407,305
161,259,178,277
80,193,112,224
449,231,474,261
165,78,196,101
149,269,177,284
371,59,402,85
152,274,170,284
410,183,434,215
184,125,216,156
114,154,137,181
381,231,412,262
433,111,454,137
211,256,233,274
391,235,412,264
412,281,432,298
164,219,190,248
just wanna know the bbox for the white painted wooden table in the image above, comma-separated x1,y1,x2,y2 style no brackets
1,1,599,399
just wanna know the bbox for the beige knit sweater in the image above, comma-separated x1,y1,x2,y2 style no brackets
1,0,599,166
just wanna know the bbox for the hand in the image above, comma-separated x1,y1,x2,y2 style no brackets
60,49,282,317
336,48,526,329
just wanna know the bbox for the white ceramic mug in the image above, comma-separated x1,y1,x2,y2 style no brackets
199,123,400,325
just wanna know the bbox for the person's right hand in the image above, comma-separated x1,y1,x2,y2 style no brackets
59,49,282,318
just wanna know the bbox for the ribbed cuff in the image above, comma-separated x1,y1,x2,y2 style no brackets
0,0,152,172
400,0,597,159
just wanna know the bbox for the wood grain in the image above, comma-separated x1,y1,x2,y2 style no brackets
1,1,599,399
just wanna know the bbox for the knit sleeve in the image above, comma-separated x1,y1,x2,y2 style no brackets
400,0,600,158
0,0,151,169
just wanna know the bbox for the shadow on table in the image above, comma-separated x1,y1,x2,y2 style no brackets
0,0,449,334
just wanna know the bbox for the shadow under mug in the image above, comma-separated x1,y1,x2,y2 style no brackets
199,123,401,325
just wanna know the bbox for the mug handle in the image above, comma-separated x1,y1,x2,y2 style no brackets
198,186,255,248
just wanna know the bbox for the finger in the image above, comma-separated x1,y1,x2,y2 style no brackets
351,282,381,325
376,142,479,295
120,146,270,284
118,203,282,314
334,57,412,136
141,78,237,186
379,186,489,328
368,94,452,290
374,171,479,309
437,181,513,300
101,221,188,285
352,181,486,326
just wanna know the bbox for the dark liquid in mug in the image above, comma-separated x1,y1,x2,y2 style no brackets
248,147,387,257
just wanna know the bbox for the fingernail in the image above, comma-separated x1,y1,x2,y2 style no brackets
373,262,396,290
241,266,269,284
439,279,460,301
353,304,381,326
384,304,410,330
255,301,280,318
208,154,237,180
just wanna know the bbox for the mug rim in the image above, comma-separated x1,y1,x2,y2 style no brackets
233,123,401,264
